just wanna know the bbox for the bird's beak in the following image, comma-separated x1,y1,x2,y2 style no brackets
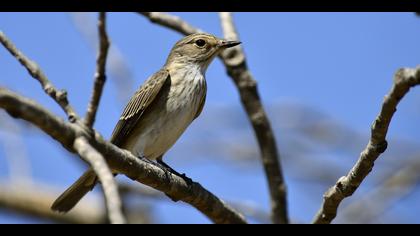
219,40,241,48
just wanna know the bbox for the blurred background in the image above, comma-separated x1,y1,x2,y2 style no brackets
1,12,420,224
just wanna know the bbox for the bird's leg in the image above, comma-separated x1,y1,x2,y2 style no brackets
156,158,193,185
139,156,156,165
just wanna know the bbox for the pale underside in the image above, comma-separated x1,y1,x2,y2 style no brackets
110,65,207,160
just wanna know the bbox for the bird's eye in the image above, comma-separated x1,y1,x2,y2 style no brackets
195,39,206,47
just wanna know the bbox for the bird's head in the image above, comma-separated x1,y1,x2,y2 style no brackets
165,33,241,71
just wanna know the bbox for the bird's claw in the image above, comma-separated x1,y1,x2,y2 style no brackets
179,173,193,186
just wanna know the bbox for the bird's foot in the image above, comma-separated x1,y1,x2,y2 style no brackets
139,156,156,165
178,173,193,186
156,159,193,186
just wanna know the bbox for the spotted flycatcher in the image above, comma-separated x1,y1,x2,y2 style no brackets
51,33,241,212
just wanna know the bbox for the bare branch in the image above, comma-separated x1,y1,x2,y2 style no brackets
0,182,107,224
84,12,110,128
229,201,270,223
69,12,135,105
0,31,78,122
118,183,164,199
138,12,203,35
73,136,125,224
219,12,288,224
313,67,420,224
138,12,288,224
0,87,247,224
0,181,153,223
0,87,76,151
338,159,420,223
118,182,270,223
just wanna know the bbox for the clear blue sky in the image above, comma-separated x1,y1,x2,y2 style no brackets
1,12,420,223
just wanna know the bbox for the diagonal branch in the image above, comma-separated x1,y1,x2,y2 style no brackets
338,158,420,223
219,12,288,224
313,66,420,224
0,87,247,224
84,12,110,128
138,11,288,224
73,136,125,224
0,31,78,122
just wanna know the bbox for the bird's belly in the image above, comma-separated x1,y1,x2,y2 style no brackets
137,109,194,159
128,77,205,160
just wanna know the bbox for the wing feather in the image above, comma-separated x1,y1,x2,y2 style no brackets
110,69,170,146
194,79,207,120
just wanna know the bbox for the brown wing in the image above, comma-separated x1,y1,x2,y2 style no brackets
193,79,207,120
110,69,170,146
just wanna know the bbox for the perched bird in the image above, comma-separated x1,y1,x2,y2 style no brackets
51,33,241,212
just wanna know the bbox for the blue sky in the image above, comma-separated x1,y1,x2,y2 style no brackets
1,12,420,223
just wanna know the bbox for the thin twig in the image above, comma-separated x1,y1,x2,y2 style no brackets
69,12,135,105
313,66,420,224
0,87,247,224
85,12,110,128
0,31,78,122
138,11,288,224
139,12,203,35
73,136,125,224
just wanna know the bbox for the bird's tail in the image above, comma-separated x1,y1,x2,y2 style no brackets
51,169,97,212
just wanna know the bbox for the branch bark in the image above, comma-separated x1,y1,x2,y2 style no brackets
313,66,420,224
73,136,125,224
84,12,110,128
138,11,288,224
0,87,247,224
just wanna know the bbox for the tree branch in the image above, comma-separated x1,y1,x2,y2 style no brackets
84,12,110,128
137,11,288,224
0,31,78,122
0,183,107,224
219,12,288,224
0,87,247,224
338,158,420,223
118,183,164,199
0,181,153,224
69,12,135,105
313,66,420,224
73,136,125,224
138,12,203,35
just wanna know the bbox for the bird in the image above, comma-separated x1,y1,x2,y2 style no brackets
51,33,241,213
